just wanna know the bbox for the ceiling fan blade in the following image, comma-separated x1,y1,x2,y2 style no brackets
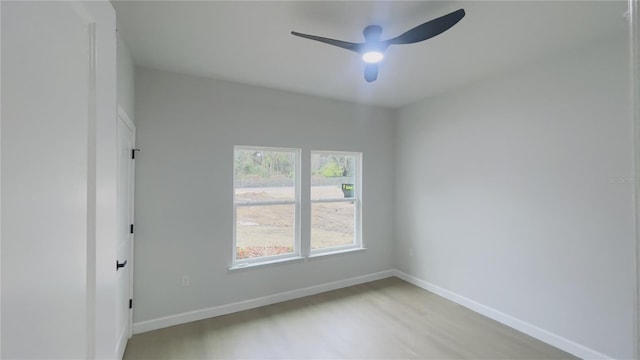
385,9,465,45
364,64,378,82
291,31,364,53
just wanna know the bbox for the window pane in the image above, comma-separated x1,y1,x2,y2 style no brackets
235,149,296,202
236,204,295,260
311,202,355,250
311,153,356,200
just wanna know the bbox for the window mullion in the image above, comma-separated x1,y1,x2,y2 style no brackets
300,149,311,258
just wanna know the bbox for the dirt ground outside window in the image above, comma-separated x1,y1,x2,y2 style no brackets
236,185,355,259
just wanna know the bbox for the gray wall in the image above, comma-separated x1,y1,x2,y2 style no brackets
394,38,635,358
117,33,135,119
133,67,395,323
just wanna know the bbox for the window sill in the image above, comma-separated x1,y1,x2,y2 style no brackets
229,256,306,272
228,247,366,272
309,247,366,259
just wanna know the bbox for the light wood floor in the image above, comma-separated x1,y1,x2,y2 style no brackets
124,277,577,359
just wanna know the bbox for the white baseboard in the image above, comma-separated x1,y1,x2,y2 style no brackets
392,270,612,360
132,269,395,334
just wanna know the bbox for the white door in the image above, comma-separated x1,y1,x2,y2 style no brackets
116,109,135,358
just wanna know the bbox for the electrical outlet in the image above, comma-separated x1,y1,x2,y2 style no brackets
181,275,190,287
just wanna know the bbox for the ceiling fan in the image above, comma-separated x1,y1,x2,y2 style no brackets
291,9,465,83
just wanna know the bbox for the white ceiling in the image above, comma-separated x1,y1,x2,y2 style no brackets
112,1,629,108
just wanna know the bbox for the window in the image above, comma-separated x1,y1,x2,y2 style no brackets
311,151,361,253
232,147,362,268
233,146,300,265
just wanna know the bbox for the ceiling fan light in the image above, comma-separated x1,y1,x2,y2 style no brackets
362,51,384,63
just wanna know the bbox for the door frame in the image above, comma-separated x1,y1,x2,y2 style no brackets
631,0,640,358
630,0,640,356
1,2,3,355
1,1,117,357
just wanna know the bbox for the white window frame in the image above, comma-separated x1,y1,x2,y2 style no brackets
232,145,301,267
310,150,363,255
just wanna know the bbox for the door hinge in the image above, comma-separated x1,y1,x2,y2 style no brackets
130,224,134,234
131,148,140,159
129,298,133,309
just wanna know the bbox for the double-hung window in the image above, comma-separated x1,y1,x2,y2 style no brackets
232,147,361,267
233,146,300,265
310,151,361,253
